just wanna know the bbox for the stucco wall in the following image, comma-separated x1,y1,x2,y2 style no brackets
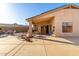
30,8,79,36
54,9,79,36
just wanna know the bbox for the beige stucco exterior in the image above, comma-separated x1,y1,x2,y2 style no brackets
27,4,79,37
54,9,79,36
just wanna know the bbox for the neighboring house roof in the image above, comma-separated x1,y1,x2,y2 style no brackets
26,4,79,21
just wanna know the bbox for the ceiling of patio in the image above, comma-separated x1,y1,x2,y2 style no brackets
32,16,54,24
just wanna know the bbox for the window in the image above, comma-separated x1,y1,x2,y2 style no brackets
62,22,73,33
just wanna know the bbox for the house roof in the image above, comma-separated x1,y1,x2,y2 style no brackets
26,4,79,21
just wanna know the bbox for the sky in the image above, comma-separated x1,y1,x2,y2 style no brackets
0,3,79,25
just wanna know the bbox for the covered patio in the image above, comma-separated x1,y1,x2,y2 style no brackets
27,16,55,35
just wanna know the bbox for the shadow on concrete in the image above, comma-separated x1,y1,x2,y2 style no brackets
34,35,46,39
59,37,79,45
34,35,79,46
43,38,79,46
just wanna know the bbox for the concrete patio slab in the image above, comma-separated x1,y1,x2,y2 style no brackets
66,44,79,52
0,36,23,44
6,42,25,56
0,35,79,56
0,45,17,54
14,44,46,56
45,44,79,56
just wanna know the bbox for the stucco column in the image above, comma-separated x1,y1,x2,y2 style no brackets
48,25,50,33
28,20,32,36
38,25,41,34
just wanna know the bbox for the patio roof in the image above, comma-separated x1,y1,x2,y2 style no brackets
26,4,79,22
